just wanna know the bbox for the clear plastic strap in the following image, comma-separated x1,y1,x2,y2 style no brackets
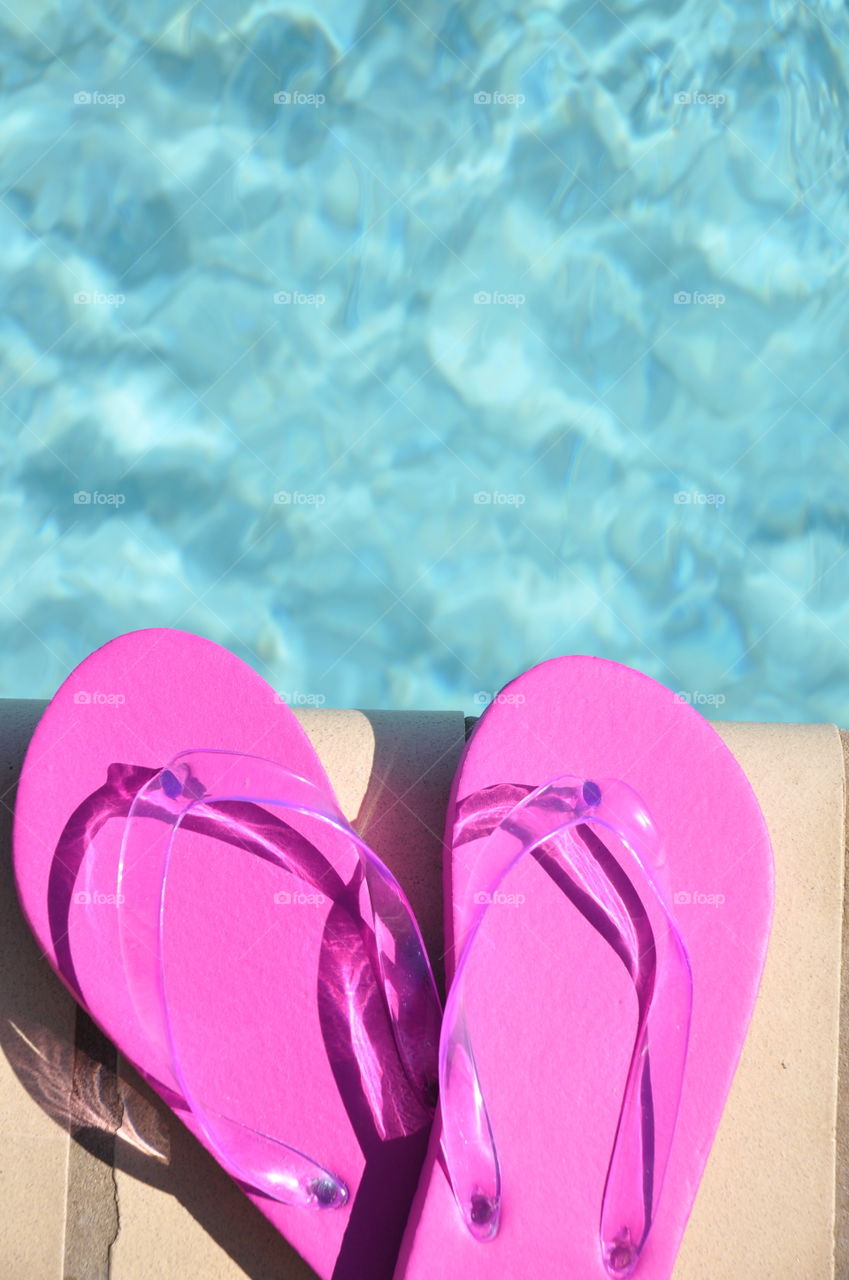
440,774,692,1275
112,748,441,1210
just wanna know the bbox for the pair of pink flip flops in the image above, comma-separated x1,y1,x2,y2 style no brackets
13,630,773,1278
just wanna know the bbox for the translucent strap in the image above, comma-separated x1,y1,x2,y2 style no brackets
440,774,692,1275
65,749,441,1210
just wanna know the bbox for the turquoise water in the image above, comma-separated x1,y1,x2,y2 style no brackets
2,1,849,719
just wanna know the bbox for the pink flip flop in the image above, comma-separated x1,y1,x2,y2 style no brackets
13,628,442,1280
395,656,774,1279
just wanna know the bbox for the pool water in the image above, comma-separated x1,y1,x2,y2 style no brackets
2,1,849,720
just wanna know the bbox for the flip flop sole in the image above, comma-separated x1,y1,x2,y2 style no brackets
14,628,432,1280
395,655,774,1279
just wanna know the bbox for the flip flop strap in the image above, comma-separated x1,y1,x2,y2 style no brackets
439,774,692,1276
51,748,441,1209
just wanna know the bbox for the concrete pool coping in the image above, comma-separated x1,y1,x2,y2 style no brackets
0,703,842,1278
